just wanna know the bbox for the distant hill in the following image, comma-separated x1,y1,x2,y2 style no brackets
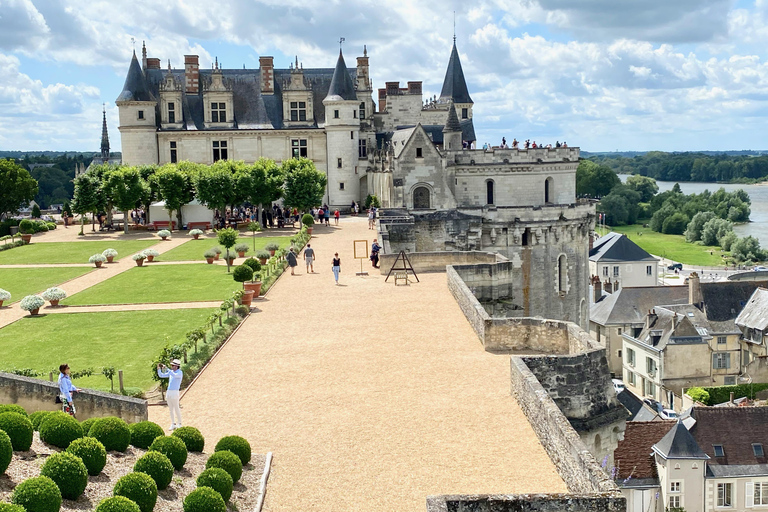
0,151,122,159
582,150,768,157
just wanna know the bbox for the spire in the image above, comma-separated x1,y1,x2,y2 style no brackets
141,40,147,71
325,49,357,101
443,102,461,133
100,104,110,163
439,42,473,104
116,52,154,102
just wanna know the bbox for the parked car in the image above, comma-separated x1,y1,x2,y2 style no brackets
755,266,767,271
643,398,664,414
661,409,678,420
612,379,625,394
667,263,683,271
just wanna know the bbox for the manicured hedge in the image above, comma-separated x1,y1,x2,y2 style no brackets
0,412,33,451
11,476,62,512
67,436,107,476
214,435,251,465
183,486,226,512
80,417,99,436
149,435,187,470
129,421,164,450
40,451,89,500
172,426,204,452
196,467,233,502
95,496,141,512
205,450,242,482
0,430,11,474
134,451,174,490
113,472,157,512
39,411,83,449
0,404,28,417
29,411,52,430
89,417,131,452
688,383,768,406
0,502,25,511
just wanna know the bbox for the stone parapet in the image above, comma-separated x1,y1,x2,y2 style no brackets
449,146,580,166
378,250,505,275
427,493,625,512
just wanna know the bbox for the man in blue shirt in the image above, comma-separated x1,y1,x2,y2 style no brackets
157,359,183,431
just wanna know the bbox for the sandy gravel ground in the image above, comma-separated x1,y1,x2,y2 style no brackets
150,217,566,511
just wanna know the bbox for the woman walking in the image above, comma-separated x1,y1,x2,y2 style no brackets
157,359,183,431
287,247,298,275
58,364,80,417
332,253,341,285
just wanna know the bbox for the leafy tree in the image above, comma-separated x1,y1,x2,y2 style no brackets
151,164,195,230
31,203,41,218
575,160,620,198
236,158,284,227
103,167,146,234
684,211,716,243
282,158,327,224
597,194,629,225
136,165,159,223
62,200,72,216
732,236,767,264
701,218,733,246
662,212,689,235
650,203,676,232
720,231,738,251
217,227,239,273
71,172,104,234
195,162,238,214
625,174,659,202
0,159,38,219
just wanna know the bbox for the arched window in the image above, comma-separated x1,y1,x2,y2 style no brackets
413,186,431,209
486,180,495,205
545,177,554,204
558,254,567,293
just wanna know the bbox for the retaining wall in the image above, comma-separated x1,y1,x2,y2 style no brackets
427,494,625,512
378,251,506,275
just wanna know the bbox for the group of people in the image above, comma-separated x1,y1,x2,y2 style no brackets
310,204,341,226
484,139,568,150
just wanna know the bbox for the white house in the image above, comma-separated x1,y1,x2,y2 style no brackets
590,232,659,289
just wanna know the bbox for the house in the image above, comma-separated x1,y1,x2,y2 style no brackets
736,288,768,380
589,232,659,289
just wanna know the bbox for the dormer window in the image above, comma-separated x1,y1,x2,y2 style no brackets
211,102,226,123
168,102,175,123
713,444,725,457
290,102,307,122
754,443,764,457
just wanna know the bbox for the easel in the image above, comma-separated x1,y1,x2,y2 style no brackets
353,240,369,276
385,251,419,284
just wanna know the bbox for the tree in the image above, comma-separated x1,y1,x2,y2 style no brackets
650,203,676,233
720,231,738,251
282,158,327,224
236,158,284,227
0,158,38,219
684,211,716,243
662,212,689,235
195,162,238,215
732,236,767,264
701,218,733,246
625,174,659,202
71,172,104,234
103,167,146,234
217,227,239,273
151,164,195,231
575,160,620,198
31,203,41,218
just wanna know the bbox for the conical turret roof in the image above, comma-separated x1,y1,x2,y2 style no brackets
652,420,709,460
443,103,462,133
439,43,473,104
116,52,154,103
325,50,357,102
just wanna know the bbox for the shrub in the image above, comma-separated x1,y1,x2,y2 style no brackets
134,450,174,490
40,451,88,500
264,242,280,252
41,287,67,301
196,468,233,502
172,426,205,452
0,430,11,474
232,264,253,284
189,229,204,236
234,243,249,253
80,417,98,436
143,249,160,257
242,257,261,273
19,295,45,312
29,411,52,430
0,503,25,511
205,450,242,482
0,404,27,417
0,288,10,301
302,213,314,226
46,222,56,231
686,387,711,405
129,421,164,449
215,435,251,465
89,253,107,263
157,229,171,238
39,411,83,449
149,435,187,470
216,228,238,251
132,253,146,261
203,249,218,258
66,436,107,476
0,412,33,451
212,246,222,255
11,476,62,512
255,250,270,260
365,194,381,208
18,219,36,235
89,417,131,452
183,486,226,512
113,472,157,512
102,248,119,258
95,496,141,512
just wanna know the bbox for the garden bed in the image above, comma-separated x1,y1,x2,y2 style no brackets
0,267,94,303
0,432,265,512
160,236,291,262
0,241,160,265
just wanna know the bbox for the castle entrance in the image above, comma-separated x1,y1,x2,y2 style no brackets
413,186,430,209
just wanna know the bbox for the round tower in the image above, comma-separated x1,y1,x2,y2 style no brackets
115,51,158,165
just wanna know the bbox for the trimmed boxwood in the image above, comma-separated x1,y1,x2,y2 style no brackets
0,412,33,451
0,430,11,474
95,496,141,512
196,467,233,502
89,416,131,452
40,451,89,500
205,450,242,482
149,435,187,470
0,503,25,511
80,417,98,436
134,451,174,490
214,435,251,465
11,476,62,512
172,426,205,452
29,411,52,430
113,472,157,512
183,486,226,512
0,404,28,417
129,421,164,449
67,436,107,476
39,411,83,449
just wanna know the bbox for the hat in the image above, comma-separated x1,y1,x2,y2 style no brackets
171,359,181,366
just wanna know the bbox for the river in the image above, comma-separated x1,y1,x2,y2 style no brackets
618,175,768,246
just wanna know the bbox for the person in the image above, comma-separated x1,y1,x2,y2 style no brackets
62,212,69,228
368,208,376,230
293,208,299,224
287,247,298,275
317,207,324,224
354,202,359,216
512,138,519,148
324,207,331,226
370,238,381,269
334,209,340,225
332,252,341,285
58,364,80,417
502,137,506,147
304,243,316,273
157,359,183,430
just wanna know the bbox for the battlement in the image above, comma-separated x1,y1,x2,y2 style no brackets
451,147,580,166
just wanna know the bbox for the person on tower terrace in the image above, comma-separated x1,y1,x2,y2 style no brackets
512,138,519,148
501,136,506,147
525,139,530,149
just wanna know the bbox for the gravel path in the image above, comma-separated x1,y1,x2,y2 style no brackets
150,217,566,511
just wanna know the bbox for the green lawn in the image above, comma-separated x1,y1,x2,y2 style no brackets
0,240,160,264
64,264,242,305
0,267,94,303
160,235,292,261
603,224,726,266
0,309,214,391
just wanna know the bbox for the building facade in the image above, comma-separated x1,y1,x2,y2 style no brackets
589,232,660,290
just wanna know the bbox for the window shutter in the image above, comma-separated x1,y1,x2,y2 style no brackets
746,482,754,508
713,353,717,368
726,353,731,369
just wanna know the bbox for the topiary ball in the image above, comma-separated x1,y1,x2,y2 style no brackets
214,435,251,465
66,436,107,476
89,417,131,452
80,417,99,436
95,496,141,512
0,405,28,417
183,486,226,512
172,426,205,452
0,412,33,451
39,411,83,449
29,411,52,431
0,503,26,511
0,430,11,474
129,421,164,450
40,451,88,500
11,476,62,512
196,468,233,502
113,472,157,512
134,451,174,490
205,450,242,482
149,435,187,470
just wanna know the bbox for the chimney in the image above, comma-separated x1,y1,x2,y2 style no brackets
378,88,387,112
730,392,735,404
593,276,602,303
407,81,422,95
184,55,199,94
688,271,703,308
259,56,274,95
356,46,369,92
386,81,400,96
646,308,658,330
589,232,594,252
146,58,161,70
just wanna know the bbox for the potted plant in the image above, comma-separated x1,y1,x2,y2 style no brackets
41,287,66,307
0,289,10,308
132,252,147,267
213,246,222,261
232,264,255,306
234,243,250,258
216,227,239,272
256,250,270,265
242,258,263,296
190,229,204,240
302,213,314,235
157,229,171,241
89,253,107,268
204,249,217,264
265,242,280,257
19,219,35,244
20,295,45,316
143,248,160,262
102,248,118,263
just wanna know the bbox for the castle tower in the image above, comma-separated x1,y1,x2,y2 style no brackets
115,50,158,165
323,49,361,207
439,42,474,123
442,103,462,151
100,104,110,163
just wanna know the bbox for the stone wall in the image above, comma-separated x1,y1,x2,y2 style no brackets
378,251,505,275
426,494,625,512
0,372,148,423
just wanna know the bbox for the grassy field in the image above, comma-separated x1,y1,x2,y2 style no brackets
160,235,292,261
64,264,242,305
601,224,726,266
0,309,214,391
0,267,94,303
0,240,160,265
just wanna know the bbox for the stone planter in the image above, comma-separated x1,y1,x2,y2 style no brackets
146,255,155,262
135,259,145,267
206,257,214,264
94,261,103,268
49,300,60,307
239,290,255,306
193,234,200,240
244,281,262,296
106,256,114,263
28,308,40,316
238,251,246,258
21,234,32,244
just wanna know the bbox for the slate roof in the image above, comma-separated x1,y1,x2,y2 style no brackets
617,389,661,422
590,232,657,263
417,121,476,145
116,52,155,102
700,280,768,323
614,421,674,484
325,50,357,102
689,407,768,468
653,420,709,460
735,287,768,331
439,43,473,104
631,305,708,350
590,286,689,327
443,103,462,132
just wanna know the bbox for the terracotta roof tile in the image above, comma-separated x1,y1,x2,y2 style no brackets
615,421,675,481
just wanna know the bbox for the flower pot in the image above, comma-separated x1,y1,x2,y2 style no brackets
214,254,220,261
206,257,214,264
226,258,236,265
0,301,4,308
146,255,155,262
244,281,262,296
193,234,200,240
307,228,313,235
95,261,103,268
161,236,168,241
29,308,39,316
136,259,145,267
240,290,255,306
21,234,32,243
269,250,276,257
258,258,267,265
238,251,245,258
49,300,60,307
106,256,114,263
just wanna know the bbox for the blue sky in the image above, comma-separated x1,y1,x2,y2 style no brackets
3,0,768,152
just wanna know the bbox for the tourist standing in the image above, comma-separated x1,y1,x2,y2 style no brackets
157,359,183,431
371,238,381,269
368,208,376,230
354,202,359,216
332,253,341,285
334,209,340,225
58,364,79,417
304,243,316,273
324,207,331,226
286,247,298,275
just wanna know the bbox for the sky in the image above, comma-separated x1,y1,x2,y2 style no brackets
3,0,768,153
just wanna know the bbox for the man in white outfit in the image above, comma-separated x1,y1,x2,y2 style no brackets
157,359,183,431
